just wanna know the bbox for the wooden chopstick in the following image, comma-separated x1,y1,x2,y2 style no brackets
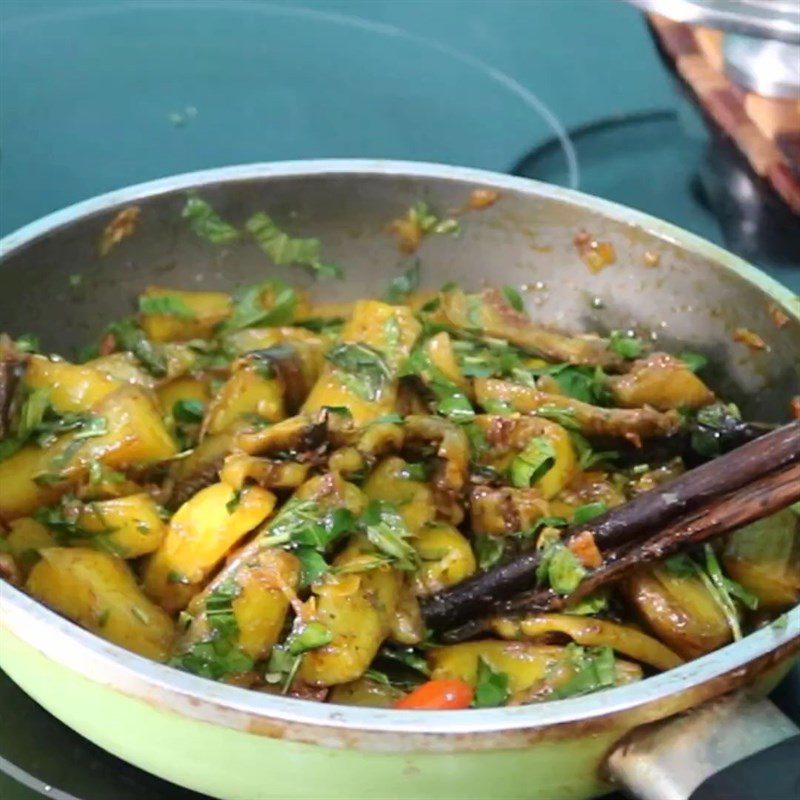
502,459,800,616
421,420,800,631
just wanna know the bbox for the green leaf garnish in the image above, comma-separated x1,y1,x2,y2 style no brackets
553,644,616,699
536,543,586,595
218,280,298,333
409,201,460,236
172,399,205,424
245,212,342,280
565,590,608,616
14,333,40,353
472,657,510,708
361,500,418,571
384,263,421,303
608,330,644,359
326,343,391,401
286,621,333,655
107,318,167,377
225,489,242,514
139,294,196,319
399,462,429,482
170,577,254,680
539,364,611,406
572,502,608,525
182,196,240,244
680,351,708,373
474,533,505,570
34,497,121,554
0,389,108,463
435,392,475,422
501,285,524,312
295,547,330,587
690,403,742,458
510,436,556,488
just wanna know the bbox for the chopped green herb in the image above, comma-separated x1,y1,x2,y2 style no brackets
0,390,108,463
463,420,489,459
690,403,742,458
419,296,441,313
167,570,190,585
383,314,401,355
553,645,616,699
501,285,524,312
321,405,352,418
139,294,196,319
326,343,391,401
172,639,253,680
528,516,569,539
361,500,418,571
263,645,302,693
172,398,206,424
608,330,644,359
379,645,430,676
294,547,330,587
218,280,298,333
182,196,240,244
75,342,101,363
178,611,193,633
663,552,696,577
245,212,341,280
565,590,608,616
701,544,750,638
286,621,333,655
572,502,607,525
204,578,244,641
259,500,355,586
666,547,754,640
680,351,708,373
87,459,125,486
31,472,69,486
296,316,345,335
69,274,83,288
510,437,556,488
474,533,505,570
408,201,460,237
225,489,242,514
364,668,397,689
331,554,395,575
537,543,586,595
435,392,475,422
569,430,618,471
542,364,611,406
15,333,40,353
107,318,167,377
399,462,428,482
384,263,421,303
481,399,513,416
772,613,789,631
472,657,510,708
533,405,580,430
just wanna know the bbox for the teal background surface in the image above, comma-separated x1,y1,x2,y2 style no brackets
1,0,674,234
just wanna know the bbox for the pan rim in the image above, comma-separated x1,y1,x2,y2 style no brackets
0,159,798,742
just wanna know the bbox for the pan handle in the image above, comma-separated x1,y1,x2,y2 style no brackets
607,694,800,800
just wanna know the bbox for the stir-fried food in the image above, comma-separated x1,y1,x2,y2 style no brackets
1,259,797,711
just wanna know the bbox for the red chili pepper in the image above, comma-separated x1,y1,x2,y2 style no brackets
393,679,474,710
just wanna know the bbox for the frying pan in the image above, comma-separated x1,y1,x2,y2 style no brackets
0,161,798,800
